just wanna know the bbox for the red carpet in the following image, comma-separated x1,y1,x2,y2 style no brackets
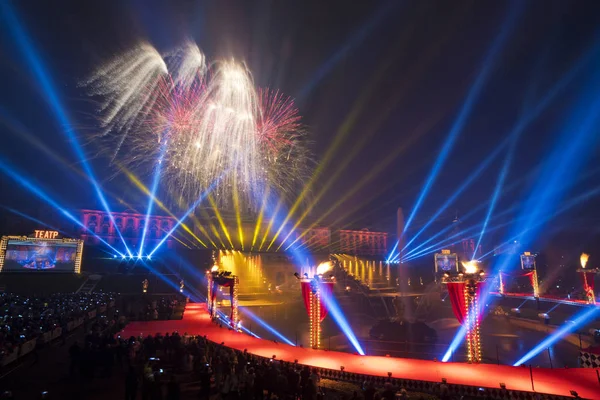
120,303,599,398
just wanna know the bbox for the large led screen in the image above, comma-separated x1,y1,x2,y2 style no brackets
435,253,458,272
3,239,78,272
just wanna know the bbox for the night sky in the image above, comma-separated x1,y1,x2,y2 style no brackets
1,0,600,261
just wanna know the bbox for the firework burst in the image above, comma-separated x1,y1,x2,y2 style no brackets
83,41,310,209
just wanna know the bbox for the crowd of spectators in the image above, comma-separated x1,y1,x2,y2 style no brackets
0,292,115,364
108,330,435,400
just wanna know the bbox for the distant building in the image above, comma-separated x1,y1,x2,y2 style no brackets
79,209,176,250
294,227,331,249
338,229,387,256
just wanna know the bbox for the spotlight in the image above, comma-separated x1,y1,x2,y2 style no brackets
113,254,117,258
304,273,309,278
499,383,506,389
570,390,579,398
121,255,126,259
329,274,335,281
137,255,142,259
387,372,392,378
340,366,345,372
441,378,447,384
147,255,151,260
294,272,301,280
272,355,276,359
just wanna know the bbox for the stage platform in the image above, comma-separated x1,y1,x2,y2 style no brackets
119,303,599,398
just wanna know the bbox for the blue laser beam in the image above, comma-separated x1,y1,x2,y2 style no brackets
148,175,222,257
403,4,522,234
0,159,124,256
472,137,517,259
139,144,167,257
297,1,399,101
1,206,66,235
240,308,294,345
513,306,600,366
0,2,132,256
386,240,399,263
402,140,508,254
320,283,365,355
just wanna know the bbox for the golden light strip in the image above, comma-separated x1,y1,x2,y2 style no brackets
258,201,283,251
207,195,234,248
251,186,271,250
283,120,435,251
122,169,209,248
232,181,244,250
270,12,464,251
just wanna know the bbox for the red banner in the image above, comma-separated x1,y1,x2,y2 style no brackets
301,281,311,317
447,282,466,326
301,280,334,322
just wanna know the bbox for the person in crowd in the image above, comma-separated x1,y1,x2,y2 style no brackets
125,366,139,400
68,341,80,376
166,374,180,400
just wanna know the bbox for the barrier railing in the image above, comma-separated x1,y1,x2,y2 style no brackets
198,335,579,400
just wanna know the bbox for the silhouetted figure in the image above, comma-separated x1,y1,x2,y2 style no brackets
68,342,80,376
167,375,180,400
125,367,138,400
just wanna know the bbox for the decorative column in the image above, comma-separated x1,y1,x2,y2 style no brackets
230,275,239,329
300,269,335,349
531,269,540,298
207,270,215,316
442,261,486,363
577,252,597,304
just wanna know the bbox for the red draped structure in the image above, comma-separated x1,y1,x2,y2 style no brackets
499,270,538,297
207,272,239,328
446,282,466,325
445,279,486,363
301,279,334,348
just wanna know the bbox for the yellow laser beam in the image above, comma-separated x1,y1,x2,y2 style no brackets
284,115,440,251
270,4,469,251
121,168,209,248
232,177,244,250
208,195,234,248
251,186,271,250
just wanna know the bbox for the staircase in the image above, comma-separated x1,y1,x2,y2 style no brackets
76,275,102,294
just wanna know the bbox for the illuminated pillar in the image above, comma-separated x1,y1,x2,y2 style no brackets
498,273,504,295
532,269,540,298
464,279,482,363
230,275,239,329
443,267,486,364
207,273,214,316
310,284,321,349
